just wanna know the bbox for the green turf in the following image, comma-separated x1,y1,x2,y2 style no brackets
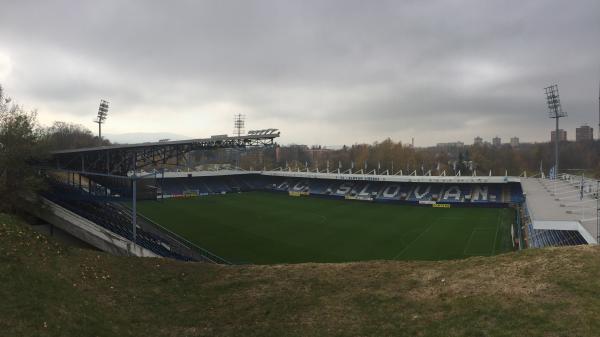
135,192,515,264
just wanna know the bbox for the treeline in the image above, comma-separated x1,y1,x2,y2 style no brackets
0,85,108,212
267,138,600,177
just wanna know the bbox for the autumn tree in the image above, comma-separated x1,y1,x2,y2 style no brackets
0,86,45,212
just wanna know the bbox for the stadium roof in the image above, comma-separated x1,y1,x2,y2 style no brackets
48,132,280,176
51,133,280,154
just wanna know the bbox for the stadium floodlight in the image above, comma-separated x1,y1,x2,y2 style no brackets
544,84,566,179
94,99,109,140
248,128,280,136
234,114,245,137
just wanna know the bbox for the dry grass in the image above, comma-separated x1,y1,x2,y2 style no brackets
2,213,600,337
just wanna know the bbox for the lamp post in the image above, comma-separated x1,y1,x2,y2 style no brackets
128,170,158,255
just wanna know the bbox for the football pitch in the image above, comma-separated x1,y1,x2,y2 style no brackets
136,192,515,264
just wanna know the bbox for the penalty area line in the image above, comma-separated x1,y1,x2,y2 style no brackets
392,223,434,259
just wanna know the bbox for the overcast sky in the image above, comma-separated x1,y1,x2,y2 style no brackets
0,0,599,146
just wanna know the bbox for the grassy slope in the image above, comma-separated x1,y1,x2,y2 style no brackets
136,192,514,264
2,213,600,337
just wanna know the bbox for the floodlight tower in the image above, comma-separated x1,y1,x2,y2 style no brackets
233,114,245,168
234,114,245,137
544,84,567,178
94,99,109,140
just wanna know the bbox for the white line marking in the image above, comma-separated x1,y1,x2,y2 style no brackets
393,222,434,259
491,211,502,254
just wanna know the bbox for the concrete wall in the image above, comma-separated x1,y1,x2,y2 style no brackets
35,198,159,258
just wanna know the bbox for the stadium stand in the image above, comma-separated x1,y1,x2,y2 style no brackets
46,170,578,261
519,196,588,248
527,223,587,248
260,176,521,204
153,174,524,205
43,180,230,263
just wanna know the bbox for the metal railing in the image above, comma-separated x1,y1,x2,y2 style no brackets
116,203,233,265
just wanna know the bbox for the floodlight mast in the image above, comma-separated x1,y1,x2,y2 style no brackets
544,84,567,179
234,114,245,137
233,114,246,168
94,99,109,140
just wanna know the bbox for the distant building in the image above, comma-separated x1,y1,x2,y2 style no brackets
510,137,519,147
307,146,331,162
436,142,464,152
575,125,594,141
550,129,567,142
275,144,309,163
241,147,265,165
492,136,501,146
473,136,483,145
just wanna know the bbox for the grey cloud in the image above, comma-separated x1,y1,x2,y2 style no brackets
0,0,599,145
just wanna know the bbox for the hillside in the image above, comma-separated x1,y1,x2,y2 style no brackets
1,213,600,337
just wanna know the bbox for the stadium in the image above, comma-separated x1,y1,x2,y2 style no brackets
3,1,600,334
37,130,597,266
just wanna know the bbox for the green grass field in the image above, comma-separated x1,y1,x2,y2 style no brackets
136,192,514,264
